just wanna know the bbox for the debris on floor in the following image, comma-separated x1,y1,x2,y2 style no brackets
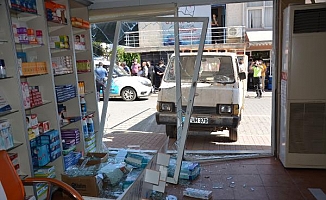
167,158,201,180
183,188,212,199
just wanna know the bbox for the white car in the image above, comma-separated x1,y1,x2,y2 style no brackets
99,65,152,101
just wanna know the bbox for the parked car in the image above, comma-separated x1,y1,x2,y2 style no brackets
98,63,152,101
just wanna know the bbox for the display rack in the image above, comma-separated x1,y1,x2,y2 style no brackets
0,0,99,198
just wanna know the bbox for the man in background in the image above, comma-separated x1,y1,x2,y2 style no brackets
121,62,131,75
249,59,263,98
95,62,108,100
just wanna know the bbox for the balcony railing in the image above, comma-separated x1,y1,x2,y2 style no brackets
124,26,246,48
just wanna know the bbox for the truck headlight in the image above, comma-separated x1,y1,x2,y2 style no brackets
219,105,232,114
158,102,174,112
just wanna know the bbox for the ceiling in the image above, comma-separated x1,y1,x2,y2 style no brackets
85,0,264,23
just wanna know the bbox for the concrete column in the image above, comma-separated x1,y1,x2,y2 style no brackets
272,0,305,157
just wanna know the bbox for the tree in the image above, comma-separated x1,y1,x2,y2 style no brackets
115,46,140,67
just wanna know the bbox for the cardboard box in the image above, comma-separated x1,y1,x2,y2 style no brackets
78,152,108,166
61,174,103,197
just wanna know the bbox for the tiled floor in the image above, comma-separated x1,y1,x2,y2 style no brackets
165,157,326,200
102,133,326,200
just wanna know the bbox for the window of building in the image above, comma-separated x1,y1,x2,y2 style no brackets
247,1,273,29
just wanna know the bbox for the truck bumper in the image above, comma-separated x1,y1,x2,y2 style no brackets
155,112,240,128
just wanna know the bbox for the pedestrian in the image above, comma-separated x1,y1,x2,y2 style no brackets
239,59,245,73
147,61,155,83
95,62,108,99
154,60,166,92
137,65,143,76
121,61,131,74
250,59,263,98
141,61,148,78
260,60,267,92
131,58,140,76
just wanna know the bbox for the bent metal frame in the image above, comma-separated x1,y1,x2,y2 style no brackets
97,16,209,184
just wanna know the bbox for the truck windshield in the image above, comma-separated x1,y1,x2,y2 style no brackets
164,55,235,84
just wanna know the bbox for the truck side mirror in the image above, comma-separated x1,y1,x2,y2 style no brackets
238,72,246,80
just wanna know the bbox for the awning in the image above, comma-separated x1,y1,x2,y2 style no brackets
246,30,273,46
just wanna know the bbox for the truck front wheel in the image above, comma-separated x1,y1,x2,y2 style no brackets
229,128,238,142
166,125,177,138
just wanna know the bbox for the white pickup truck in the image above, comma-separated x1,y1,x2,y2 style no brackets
155,52,247,142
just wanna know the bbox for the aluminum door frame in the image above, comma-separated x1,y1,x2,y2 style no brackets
97,16,208,184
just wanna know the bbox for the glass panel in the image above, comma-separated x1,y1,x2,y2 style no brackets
247,2,264,7
165,55,235,84
264,7,273,28
248,9,262,28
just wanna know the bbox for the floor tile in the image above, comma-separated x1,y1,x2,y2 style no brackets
256,164,288,175
260,174,294,187
233,186,269,199
265,186,305,200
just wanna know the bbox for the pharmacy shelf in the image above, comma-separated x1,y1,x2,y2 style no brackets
20,73,48,78
5,142,24,151
0,76,13,80
15,43,44,50
10,9,41,21
0,110,19,117
54,72,74,77
25,100,52,111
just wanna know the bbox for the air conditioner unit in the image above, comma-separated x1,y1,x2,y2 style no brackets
280,3,326,169
227,27,242,38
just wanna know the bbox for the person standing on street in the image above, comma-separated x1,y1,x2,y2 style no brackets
154,60,166,92
121,61,131,75
141,61,148,78
260,60,267,92
131,59,140,76
250,59,263,98
95,62,108,99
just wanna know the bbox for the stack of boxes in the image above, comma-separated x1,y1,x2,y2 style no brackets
76,60,91,73
19,62,47,76
8,0,37,14
29,86,43,108
34,166,56,199
45,1,67,24
85,133,96,153
55,85,76,103
26,114,40,140
30,130,61,167
8,153,20,174
61,129,82,170
52,56,73,75
0,89,12,113
21,83,45,109
71,17,90,29
74,34,85,50
61,129,80,145
49,35,70,49
0,119,14,150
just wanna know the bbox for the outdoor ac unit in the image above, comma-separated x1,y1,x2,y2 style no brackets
280,3,326,169
227,27,242,38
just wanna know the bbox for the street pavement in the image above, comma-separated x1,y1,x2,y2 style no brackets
98,90,272,153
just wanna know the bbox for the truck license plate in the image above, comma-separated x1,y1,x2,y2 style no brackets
190,117,208,124
182,117,209,124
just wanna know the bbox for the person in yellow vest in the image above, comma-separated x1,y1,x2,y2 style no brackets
250,59,263,98
260,60,267,92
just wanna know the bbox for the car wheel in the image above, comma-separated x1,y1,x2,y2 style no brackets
121,87,137,101
166,125,177,138
229,128,238,142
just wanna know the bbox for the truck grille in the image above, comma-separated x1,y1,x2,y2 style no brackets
181,106,216,114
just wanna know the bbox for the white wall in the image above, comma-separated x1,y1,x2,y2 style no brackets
138,22,163,47
225,3,244,27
